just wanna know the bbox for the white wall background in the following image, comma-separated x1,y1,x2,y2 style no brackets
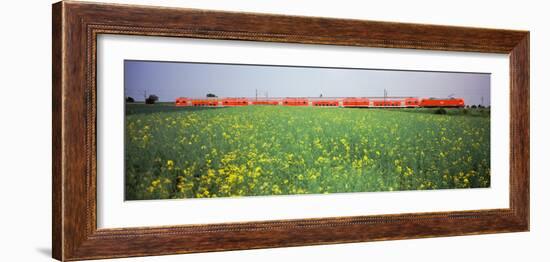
0,0,546,261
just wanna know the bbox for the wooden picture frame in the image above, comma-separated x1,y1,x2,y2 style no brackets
52,1,529,261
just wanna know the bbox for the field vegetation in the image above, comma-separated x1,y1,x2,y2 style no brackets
125,104,490,200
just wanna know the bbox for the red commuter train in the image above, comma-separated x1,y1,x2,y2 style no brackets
222,98,249,106
191,99,218,107
312,100,339,107
282,98,309,106
404,98,421,107
251,100,279,105
342,98,370,107
419,98,465,108
175,97,465,108
175,97,189,106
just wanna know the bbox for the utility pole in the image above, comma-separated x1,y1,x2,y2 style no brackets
255,89,258,101
143,89,147,102
481,96,484,106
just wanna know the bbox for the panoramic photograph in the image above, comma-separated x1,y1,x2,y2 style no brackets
124,60,491,200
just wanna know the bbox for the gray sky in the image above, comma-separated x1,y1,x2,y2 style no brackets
125,60,490,106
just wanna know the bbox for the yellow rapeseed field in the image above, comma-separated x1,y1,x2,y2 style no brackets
125,104,490,200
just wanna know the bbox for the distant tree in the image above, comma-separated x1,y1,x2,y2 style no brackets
126,96,135,103
206,93,217,98
471,105,477,109
145,94,159,104
465,105,470,109
478,104,485,108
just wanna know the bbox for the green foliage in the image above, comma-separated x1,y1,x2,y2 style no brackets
145,94,159,104
124,105,490,200
400,108,491,117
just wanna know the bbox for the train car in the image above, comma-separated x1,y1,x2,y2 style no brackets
312,99,339,107
178,96,466,108
282,98,309,106
419,98,465,108
371,99,403,107
251,100,279,105
342,97,369,107
175,97,190,107
191,99,218,107
404,97,420,108
222,98,249,106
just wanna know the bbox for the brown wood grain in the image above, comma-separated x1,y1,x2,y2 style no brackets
52,1,530,261
52,2,63,260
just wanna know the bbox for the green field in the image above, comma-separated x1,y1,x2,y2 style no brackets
125,104,490,200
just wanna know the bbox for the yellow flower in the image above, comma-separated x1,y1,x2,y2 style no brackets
403,167,413,177
228,174,238,184
396,166,403,174
166,160,174,170
272,185,282,194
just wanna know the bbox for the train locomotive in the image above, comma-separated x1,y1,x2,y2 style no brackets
175,97,465,108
